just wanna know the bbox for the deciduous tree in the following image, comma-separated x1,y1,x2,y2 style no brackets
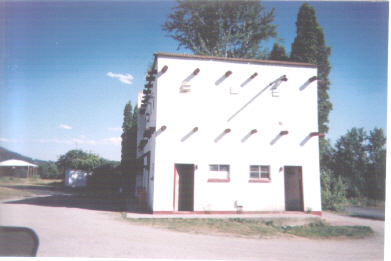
162,0,277,58
323,127,386,200
332,128,367,198
56,149,101,174
38,161,60,179
366,127,386,199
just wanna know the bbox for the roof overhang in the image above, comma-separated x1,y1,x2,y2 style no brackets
153,52,317,68
0,159,38,167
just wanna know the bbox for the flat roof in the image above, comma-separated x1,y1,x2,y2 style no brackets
154,52,317,68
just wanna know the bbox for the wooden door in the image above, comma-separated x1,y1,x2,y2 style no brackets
174,164,194,211
284,166,304,211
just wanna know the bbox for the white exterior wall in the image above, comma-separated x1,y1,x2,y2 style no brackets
137,54,322,213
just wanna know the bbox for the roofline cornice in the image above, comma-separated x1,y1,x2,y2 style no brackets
153,52,317,68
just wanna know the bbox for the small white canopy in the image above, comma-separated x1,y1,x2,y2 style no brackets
0,159,38,167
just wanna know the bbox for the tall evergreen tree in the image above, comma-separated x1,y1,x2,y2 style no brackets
162,0,277,58
132,105,138,127
269,42,289,61
121,101,133,177
121,101,138,195
122,101,133,133
290,3,332,155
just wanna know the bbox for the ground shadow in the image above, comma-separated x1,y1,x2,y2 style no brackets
125,197,151,214
2,184,68,195
4,193,127,212
1,185,128,212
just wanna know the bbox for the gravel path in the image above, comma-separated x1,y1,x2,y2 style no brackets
0,197,385,260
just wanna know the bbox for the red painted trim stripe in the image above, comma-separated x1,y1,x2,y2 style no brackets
249,179,271,183
173,165,177,211
207,179,230,183
310,211,322,216
152,210,322,215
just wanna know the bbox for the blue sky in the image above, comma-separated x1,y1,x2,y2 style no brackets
0,0,388,161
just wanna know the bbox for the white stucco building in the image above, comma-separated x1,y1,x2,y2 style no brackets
135,53,323,215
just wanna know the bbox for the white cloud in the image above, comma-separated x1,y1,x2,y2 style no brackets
72,138,97,145
108,127,122,132
58,124,72,130
0,138,18,143
32,137,121,146
107,72,134,85
102,137,122,146
32,139,74,144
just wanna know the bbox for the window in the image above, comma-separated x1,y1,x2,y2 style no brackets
208,164,230,182
250,165,270,182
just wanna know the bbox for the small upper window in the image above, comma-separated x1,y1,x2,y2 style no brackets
250,165,270,180
209,164,230,180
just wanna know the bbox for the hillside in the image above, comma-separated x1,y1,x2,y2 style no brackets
0,146,47,165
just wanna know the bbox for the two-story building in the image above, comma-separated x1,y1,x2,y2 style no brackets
135,52,323,215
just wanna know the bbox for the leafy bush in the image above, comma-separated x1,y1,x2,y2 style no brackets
322,127,386,200
56,150,102,174
321,168,348,211
38,161,61,179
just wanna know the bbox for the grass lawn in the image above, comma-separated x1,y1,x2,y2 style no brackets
0,176,63,186
0,177,63,201
126,218,374,239
0,186,36,201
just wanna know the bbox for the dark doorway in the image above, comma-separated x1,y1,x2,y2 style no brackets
284,166,304,211
174,164,194,211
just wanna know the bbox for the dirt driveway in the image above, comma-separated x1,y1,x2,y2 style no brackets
0,192,385,260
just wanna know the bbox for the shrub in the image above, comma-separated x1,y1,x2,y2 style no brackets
38,161,61,179
321,168,348,211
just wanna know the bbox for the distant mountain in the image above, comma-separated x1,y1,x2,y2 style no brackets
0,146,47,165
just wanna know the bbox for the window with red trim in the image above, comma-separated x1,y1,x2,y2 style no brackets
249,165,271,182
208,164,230,181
